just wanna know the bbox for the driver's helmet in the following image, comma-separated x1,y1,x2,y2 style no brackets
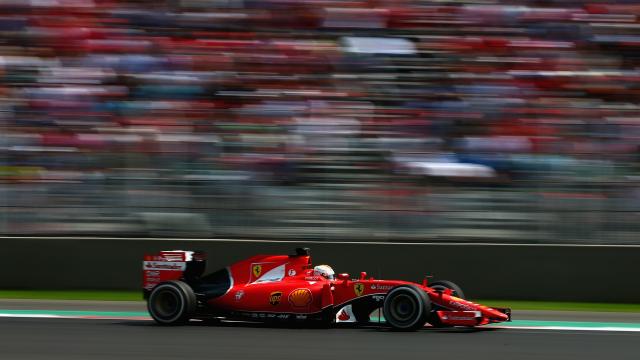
313,265,335,280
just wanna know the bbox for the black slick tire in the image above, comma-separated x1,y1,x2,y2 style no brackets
429,280,465,299
383,285,430,331
148,280,196,325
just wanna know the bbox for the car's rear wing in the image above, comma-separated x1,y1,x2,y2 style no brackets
142,250,206,298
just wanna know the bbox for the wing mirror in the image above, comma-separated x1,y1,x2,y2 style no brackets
337,273,350,281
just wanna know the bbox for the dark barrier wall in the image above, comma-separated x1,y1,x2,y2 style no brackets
2,237,639,302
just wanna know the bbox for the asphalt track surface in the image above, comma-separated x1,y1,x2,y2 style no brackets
1,301,639,360
2,317,639,360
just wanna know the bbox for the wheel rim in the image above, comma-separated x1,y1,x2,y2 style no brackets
153,289,180,319
389,294,417,322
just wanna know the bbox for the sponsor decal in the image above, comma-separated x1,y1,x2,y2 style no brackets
269,291,282,306
370,284,394,291
372,295,385,302
288,269,297,276
235,290,244,302
145,271,160,277
143,261,186,271
444,315,479,321
288,288,313,307
241,312,290,320
295,314,307,320
252,264,262,278
304,276,323,281
354,283,364,297
449,301,475,311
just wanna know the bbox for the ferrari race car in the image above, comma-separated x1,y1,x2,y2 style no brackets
143,248,510,330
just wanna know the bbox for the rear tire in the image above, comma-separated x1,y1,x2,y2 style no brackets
383,285,430,331
148,281,196,325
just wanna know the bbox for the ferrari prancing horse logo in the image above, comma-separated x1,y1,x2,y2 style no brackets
354,283,364,297
252,264,262,278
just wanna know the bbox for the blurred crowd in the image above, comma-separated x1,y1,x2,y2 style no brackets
1,0,640,241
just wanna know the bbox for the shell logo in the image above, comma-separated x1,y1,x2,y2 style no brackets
288,288,313,307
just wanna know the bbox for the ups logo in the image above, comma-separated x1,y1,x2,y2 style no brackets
354,283,364,297
269,291,282,306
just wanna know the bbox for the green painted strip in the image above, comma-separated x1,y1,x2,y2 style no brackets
0,290,141,301
0,309,148,317
475,300,640,313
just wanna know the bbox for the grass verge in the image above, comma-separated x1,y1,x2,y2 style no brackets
0,291,638,312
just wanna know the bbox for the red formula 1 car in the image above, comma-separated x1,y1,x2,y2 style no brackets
143,248,510,330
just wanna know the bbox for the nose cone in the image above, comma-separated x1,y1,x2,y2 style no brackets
485,307,510,321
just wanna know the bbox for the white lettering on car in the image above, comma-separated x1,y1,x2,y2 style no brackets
370,284,394,291
143,261,186,271
448,301,475,311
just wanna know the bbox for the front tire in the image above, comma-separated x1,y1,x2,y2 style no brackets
383,285,430,331
429,280,465,299
148,280,196,325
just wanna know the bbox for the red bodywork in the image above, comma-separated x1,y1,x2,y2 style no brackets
143,250,510,327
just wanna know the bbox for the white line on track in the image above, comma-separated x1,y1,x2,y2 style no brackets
2,236,639,248
0,313,62,319
2,313,640,333
491,325,640,332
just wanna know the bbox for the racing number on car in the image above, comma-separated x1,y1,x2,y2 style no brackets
252,264,262,278
354,283,364,297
